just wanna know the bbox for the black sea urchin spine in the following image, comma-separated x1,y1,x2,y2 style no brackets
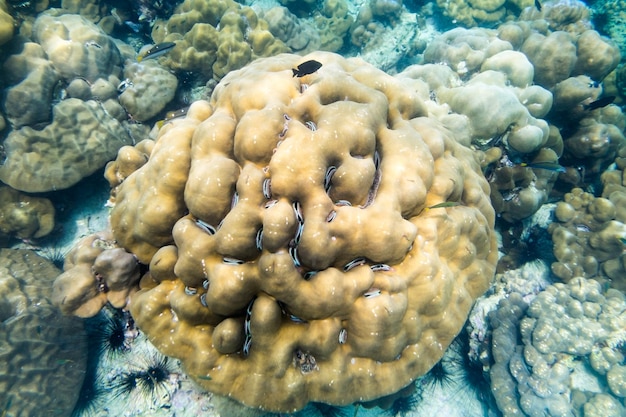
109,354,174,403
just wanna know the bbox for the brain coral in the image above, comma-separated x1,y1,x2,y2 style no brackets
0,98,133,192
111,52,498,411
0,249,87,417
32,13,122,83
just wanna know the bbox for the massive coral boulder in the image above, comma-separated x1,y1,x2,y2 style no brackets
110,52,498,411
0,98,133,192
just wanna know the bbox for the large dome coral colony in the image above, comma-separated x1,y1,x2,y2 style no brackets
102,52,498,411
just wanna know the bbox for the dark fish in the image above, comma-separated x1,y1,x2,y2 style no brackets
534,0,542,11
137,42,176,62
520,161,566,173
583,95,616,111
292,60,322,77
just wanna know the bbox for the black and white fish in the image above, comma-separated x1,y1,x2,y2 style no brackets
137,42,176,62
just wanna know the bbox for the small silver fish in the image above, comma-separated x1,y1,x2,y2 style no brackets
289,245,301,267
344,257,366,272
370,264,391,271
223,257,245,265
364,288,382,298
338,329,347,344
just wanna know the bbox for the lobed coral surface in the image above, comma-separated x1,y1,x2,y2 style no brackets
107,51,498,411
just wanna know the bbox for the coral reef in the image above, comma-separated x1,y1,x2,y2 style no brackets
419,36,559,222
515,1,620,89
264,0,356,56
423,27,512,78
589,0,626,63
419,0,623,221
3,0,624,414
314,0,354,52
2,39,60,128
550,164,626,290
118,61,178,122
0,0,13,46
435,0,532,28
105,51,498,411
488,278,626,417
348,0,422,70
350,0,404,48
104,139,155,196
519,0,592,33
150,0,288,80
0,249,87,417
263,6,321,53
32,13,123,83
0,12,140,193
52,230,140,317
0,185,55,242
0,97,133,192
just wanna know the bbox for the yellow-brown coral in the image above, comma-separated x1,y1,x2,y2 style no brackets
0,98,133,192
110,52,497,411
549,188,626,290
151,0,288,79
0,0,14,46
52,231,140,317
0,185,55,241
